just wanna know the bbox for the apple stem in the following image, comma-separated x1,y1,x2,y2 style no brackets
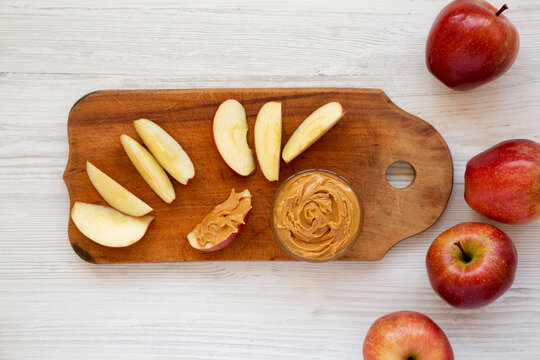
454,241,471,263
495,4,508,16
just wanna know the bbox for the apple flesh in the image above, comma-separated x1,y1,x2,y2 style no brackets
70,202,154,247
120,134,175,204
426,0,520,90
134,118,195,185
282,102,346,163
465,139,540,224
86,161,153,217
254,102,282,181
213,99,256,176
426,222,517,309
187,189,251,252
363,311,454,360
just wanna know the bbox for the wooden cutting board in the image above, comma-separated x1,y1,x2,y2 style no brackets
64,88,453,263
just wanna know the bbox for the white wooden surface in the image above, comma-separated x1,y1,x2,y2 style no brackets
1,1,539,358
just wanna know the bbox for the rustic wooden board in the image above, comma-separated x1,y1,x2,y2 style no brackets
64,88,453,263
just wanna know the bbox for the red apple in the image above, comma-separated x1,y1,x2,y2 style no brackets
426,222,517,309
465,139,540,224
426,0,519,90
363,311,454,360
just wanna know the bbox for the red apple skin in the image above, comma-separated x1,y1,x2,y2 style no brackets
363,311,454,360
426,0,519,90
465,139,540,224
189,212,250,252
426,222,517,309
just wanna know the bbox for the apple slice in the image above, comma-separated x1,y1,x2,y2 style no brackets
213,99,256,176
120,134,175,203
187,189,252,252
71,202,154,247
86,162,153,217
254,102,282,181
134,119,195,185
282,102,346,163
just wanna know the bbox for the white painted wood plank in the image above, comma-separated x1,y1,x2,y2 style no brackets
1,0,539,359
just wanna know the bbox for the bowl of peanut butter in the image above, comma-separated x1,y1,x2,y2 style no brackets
270,169,363,262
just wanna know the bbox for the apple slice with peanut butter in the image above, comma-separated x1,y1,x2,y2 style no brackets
187,189,252,252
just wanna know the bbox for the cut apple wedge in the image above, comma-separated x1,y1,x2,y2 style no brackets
213,99,256,176
282,102,346,163
187,189,252,252
120,134,175,203
86,161,153,217
71,202,154,247
254,102,282,181
134,119,195,185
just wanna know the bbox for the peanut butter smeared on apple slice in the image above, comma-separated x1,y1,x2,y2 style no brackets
71,202,154,248
134,119,195,185
187,189,252,252
86,161,153,217
120,134,175,203
282,102,346,163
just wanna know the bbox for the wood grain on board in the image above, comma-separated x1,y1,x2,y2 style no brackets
64,88,453,263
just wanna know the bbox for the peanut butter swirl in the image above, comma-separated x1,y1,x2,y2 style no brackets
272,171,362,260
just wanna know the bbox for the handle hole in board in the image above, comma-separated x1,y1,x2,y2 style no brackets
385,161,415,189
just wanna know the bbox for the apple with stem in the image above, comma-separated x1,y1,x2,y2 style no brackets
426,0,520,90
363,311,454,360
426,222,517,309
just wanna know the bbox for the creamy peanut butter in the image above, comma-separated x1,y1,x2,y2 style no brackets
189,189,252,249
272,170,362,260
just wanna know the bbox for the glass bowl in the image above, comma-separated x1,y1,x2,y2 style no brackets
270,169,363,262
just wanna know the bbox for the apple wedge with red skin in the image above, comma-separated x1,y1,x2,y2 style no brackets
187,189,252,252
213,99,256,176
465,139,540,224
71,202,154,248
282,102,346,163
363,311,454,360
426,222,517,309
